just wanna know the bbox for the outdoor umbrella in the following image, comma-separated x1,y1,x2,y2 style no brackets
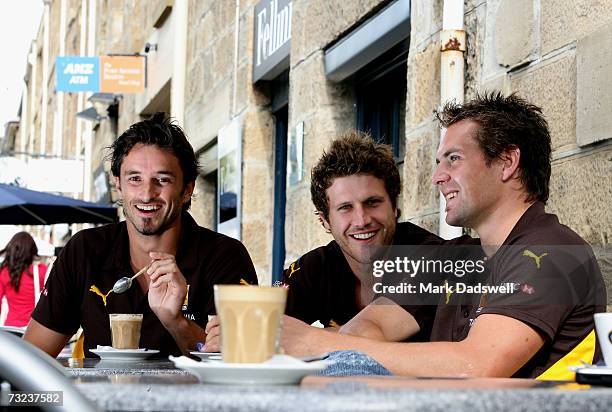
0,183,117,225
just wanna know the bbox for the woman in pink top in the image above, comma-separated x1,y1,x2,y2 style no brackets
0,232,48,328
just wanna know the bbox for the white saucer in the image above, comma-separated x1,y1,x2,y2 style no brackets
170,354,329,385
189,351,222,361
90,348,159,361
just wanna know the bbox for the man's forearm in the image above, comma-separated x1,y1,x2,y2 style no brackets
339,318,388,340
294,328,481,377
339,297,420,342
165,316,207,355
288,314,543,378
23,319,72,358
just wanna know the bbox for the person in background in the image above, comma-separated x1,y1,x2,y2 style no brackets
24,113,257,357
0,232,48,328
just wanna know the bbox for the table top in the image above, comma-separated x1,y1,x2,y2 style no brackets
61,358,197,384
61,358,612,412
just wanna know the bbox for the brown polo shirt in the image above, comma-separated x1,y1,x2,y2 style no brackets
430,202,607,379
279,222,442,340
32,212,257,357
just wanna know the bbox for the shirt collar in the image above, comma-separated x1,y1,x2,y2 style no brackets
503,201,545,245
105,212,200,276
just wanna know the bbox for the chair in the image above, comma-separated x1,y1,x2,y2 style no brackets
0,330,99,411
0,326,25,337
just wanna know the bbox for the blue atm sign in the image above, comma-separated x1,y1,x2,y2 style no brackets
56,56,100,92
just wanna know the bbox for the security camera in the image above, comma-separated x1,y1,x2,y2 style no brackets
144,42,158,53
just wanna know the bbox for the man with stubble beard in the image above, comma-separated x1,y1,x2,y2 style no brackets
277,132,441,334
25,113,257,357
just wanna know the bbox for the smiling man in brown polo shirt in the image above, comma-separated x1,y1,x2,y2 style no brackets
280,92,606,380
278,132,441,334
24,113,257,357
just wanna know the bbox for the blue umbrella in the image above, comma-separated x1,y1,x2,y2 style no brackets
0,183,117,225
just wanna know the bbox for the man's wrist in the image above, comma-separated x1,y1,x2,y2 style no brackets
164,314,200,354
307,325,332,353
165,313,189,334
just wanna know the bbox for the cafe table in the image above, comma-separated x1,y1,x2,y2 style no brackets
59,357,612,412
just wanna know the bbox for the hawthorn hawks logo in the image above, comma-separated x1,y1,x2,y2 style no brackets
521,283,535,295
273,280,290,288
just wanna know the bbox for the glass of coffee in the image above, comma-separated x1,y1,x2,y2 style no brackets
109,313,143,349
214,285,287,363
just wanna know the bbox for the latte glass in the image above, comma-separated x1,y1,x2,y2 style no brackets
214,285,287,363
109,313,143,349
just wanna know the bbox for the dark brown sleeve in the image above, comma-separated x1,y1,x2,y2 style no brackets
207,237,258,286
281,252,324,325
477,245,593,342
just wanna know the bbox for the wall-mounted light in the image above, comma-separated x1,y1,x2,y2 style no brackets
75,107,104,123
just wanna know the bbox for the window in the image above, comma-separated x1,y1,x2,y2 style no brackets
195,141,218,230
355,40,408,162
271,71,289,281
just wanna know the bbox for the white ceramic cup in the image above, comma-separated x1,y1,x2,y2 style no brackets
594,313,612,366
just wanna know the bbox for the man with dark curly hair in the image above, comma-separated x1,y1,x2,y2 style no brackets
280,93,606,380
25,113,257,358
281,131,441,334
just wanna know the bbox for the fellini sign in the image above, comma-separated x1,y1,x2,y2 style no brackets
252,0,292,82
55,55,145,93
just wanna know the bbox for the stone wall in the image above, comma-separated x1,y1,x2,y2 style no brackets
400,0,443,232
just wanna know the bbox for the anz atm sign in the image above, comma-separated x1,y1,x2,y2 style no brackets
56,55,145,93
56,56,99,92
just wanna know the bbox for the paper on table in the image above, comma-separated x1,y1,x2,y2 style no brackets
310,320,324,328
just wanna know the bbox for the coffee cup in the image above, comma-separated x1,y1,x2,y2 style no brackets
594,313,612,366
214,285,287,363
109,313,143,349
